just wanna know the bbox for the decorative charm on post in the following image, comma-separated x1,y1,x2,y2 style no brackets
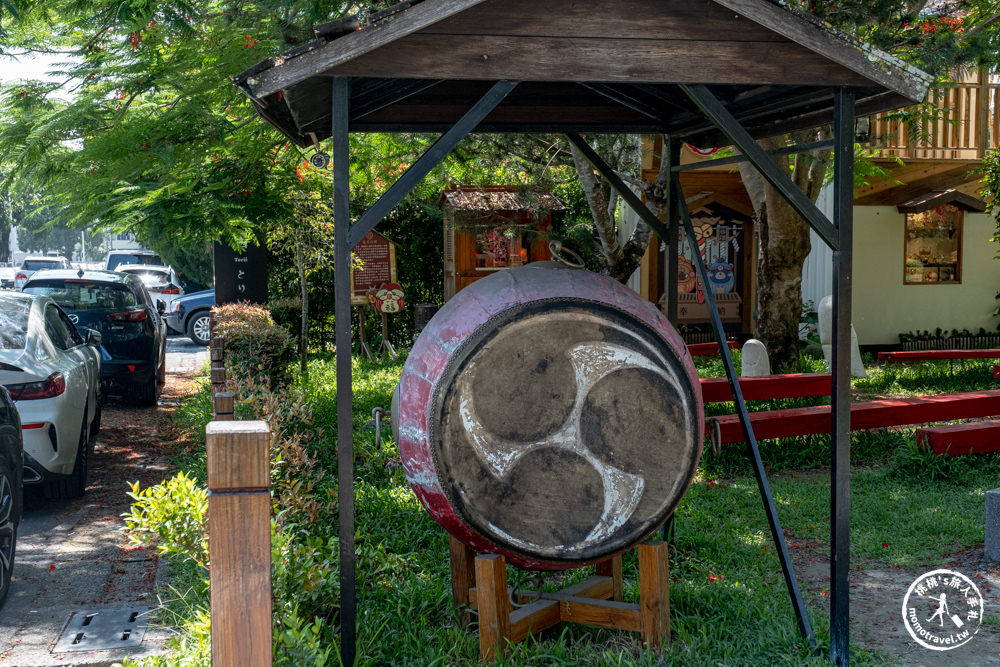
370,282,404,359
206,421,272,667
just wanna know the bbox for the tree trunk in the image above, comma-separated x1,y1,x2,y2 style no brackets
568,141,653,284
739,133,830,371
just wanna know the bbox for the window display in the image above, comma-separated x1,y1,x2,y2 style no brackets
904,204,961,284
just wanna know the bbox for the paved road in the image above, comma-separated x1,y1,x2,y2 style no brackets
0,335,206,666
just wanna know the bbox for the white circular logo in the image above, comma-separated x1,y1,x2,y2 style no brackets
902,569,984,651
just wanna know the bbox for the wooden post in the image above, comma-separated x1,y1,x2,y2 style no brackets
595,554,625,602
207,421,272,667
449,536,477,628
638,541,670,649
475,554,511,660
210,337,226,412
214,392,234,421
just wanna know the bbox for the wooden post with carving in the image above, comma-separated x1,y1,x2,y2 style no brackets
207,421,271,667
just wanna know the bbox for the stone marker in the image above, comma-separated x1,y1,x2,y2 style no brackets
987,488,1000,563
741,339,771,377
818,295,867,378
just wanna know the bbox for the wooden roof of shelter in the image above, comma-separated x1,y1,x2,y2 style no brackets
896,189,988,214
235,0,931,147
440,186,564,212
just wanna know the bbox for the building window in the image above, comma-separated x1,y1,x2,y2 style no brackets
904,204,962,284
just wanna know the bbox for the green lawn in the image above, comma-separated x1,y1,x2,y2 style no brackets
135,352,998,666
292,353,997,665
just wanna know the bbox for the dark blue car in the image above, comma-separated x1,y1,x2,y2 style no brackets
164,289,215,346
22,270,167,405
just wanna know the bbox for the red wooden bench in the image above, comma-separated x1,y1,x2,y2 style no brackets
699,373,831,404
687,341,740,356
877,349,1000,361
916,420,1000,456
707,390,1000,445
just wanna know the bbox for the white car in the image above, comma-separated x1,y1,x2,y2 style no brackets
14,256,71,290
0,292,101,498
113,264,185,311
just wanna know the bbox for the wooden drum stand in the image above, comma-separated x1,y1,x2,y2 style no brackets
449,536,670,660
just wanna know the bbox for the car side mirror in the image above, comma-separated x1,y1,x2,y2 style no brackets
156,299,166,315
86,329,102,347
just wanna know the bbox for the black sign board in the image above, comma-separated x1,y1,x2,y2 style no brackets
214,241,268,305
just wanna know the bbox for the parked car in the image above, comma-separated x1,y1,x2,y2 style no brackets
14,256,71,290
0,267,16,290
0,291,100,500
113,264,185,311
0,385,22,604
164,289,214,346
22,270,166,406
103,249,163,272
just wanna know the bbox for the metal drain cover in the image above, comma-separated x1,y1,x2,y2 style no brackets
53,608,150,652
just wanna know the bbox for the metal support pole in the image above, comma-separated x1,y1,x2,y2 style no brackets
678,84,839,252
830,87,855,666
675,179,816,651
565,133,671,243
349,80,518,248
665,136,680,325
332,76,356,667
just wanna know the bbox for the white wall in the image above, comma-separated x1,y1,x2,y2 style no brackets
801,184,834,311
852,207,999,345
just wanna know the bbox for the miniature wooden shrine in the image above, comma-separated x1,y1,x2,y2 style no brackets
441,186,561,300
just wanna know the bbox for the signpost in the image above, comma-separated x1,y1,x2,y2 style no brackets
350,231,397,305
214,241,269,305
352,231,400,360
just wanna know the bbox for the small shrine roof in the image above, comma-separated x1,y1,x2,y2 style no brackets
440,186,564,212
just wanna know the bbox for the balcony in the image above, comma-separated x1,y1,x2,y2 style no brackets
868,69,998,161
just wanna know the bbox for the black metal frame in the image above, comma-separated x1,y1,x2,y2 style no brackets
332,77,855,665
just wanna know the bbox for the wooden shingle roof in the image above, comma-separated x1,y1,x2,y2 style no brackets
235,0,931,146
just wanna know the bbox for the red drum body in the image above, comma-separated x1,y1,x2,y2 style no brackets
397,264,703,570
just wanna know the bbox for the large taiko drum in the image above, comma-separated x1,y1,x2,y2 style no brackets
396,263,703,570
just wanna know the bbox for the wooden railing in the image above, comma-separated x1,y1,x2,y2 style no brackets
868,69,1000,160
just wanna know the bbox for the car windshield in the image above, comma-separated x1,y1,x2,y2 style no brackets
125,270,171,288
110,253,162,267
24,280,139,311
0,298,30,349
21,259,63,271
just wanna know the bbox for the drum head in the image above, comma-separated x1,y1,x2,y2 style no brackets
430,298,701,564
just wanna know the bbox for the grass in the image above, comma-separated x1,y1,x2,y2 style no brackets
143,350,999,665
311,353,997,664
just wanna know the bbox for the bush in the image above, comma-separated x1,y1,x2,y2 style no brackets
268,297,302,339
213,303,296,385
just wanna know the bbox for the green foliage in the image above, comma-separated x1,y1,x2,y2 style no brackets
124,472,208,569
136,347,1000,665
213,302,295,385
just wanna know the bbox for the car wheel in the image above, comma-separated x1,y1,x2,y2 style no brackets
89,401,102,443
133,378,158,407
44,414,88,500
157,346,167,387
187,311,211,347
0,462,19,604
